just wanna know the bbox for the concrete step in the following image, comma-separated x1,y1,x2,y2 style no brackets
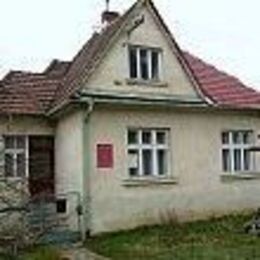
61,247,109,260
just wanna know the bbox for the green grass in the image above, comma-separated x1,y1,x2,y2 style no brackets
0,247,62,260
86,213,260,260
20,247,62,260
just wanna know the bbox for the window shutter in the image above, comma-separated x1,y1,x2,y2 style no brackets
0,136,5,177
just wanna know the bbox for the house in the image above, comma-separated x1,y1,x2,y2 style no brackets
1,0,260,235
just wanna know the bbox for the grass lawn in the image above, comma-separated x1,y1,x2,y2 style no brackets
86,213,260,260
0,247,62,260
20,247,62,260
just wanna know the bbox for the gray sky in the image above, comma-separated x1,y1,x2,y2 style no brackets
1,0,260,90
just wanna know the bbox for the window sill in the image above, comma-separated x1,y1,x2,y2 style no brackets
126,78,168,88
122,177,178,187
0,176,26,181
220,172,260,182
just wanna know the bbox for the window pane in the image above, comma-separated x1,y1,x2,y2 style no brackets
129,48,137,79
5,136,14,149
128,150,139,176
56,199,67,214
233,132,241,144
157,131,166,144
234,149,242,171
4,154,14,177
243,132,252,144
158,150,167,175
17,153,26,177
222,132,229,144
142,149,152,176
140,49,149,80
151,51,159,80
142,131,152,144
244,150,251,171
17,136,26,149
128,130,138,144
222,149,231,172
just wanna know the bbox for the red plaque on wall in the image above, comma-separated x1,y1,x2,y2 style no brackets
97,144,113,168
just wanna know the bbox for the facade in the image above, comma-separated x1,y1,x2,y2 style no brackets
1,0,260,235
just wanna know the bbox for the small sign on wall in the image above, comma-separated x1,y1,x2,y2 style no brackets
97,144,114,169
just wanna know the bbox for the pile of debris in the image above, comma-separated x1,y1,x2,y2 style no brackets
244,208,260,236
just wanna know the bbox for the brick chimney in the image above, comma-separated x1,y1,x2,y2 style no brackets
102,10,120,25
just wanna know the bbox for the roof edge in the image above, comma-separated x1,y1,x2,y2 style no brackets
145,0,215,105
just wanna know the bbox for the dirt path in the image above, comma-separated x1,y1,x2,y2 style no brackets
61,247,109,260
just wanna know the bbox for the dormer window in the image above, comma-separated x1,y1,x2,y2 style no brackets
129,46,161,81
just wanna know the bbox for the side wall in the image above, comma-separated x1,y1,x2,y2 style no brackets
88,106,260,234
55,111,85,231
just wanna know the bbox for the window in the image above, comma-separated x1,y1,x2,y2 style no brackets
4,135,28,178
56,199,67,214
221,131,253,173
127,129,169,177
129,46,161,81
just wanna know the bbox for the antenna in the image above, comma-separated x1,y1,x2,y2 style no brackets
106,0,110,11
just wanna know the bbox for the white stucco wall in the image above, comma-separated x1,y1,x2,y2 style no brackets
55,111,85,231
85,6,200,99
87,106,260,233
0,115,54,135
52,1,260,235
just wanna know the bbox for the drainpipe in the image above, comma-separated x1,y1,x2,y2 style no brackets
84,98,94,122
82,98,94,240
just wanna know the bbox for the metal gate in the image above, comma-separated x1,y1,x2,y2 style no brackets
26,191,83,245
0,179,83,253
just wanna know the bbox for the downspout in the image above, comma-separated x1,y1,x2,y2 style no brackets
82,98,94,239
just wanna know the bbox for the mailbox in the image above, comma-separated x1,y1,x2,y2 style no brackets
97,144,113,168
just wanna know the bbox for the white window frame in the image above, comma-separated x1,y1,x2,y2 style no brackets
127,129,169,177
128,45,162,81
4,135,29,179
221,130,254,174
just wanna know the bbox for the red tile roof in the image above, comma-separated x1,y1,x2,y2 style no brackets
44,60,71,77
53,2,136,109
0,84,42,115
184,52,260,109
1,0,260,115
0,59,69,115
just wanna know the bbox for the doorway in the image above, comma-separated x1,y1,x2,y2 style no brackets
28,136,55,198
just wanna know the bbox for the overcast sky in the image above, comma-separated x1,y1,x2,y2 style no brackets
1,0,260,90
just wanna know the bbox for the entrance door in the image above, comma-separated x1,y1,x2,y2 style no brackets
29,136,55,198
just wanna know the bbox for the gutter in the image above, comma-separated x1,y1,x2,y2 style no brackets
83,98,94,121
47,98,72,117
77,89,209,108
79,97,208,108
82,98,94,237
